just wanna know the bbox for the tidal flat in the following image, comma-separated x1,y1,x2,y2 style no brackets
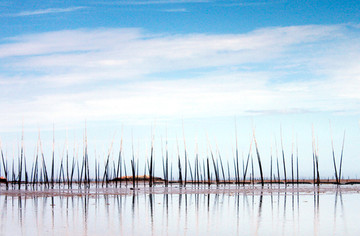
1,184,359,235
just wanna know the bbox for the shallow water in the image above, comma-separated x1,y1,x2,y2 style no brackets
0,184,359,235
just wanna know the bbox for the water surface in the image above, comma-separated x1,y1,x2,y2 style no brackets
0,184,359,235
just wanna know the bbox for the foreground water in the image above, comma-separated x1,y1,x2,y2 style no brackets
1,184,359,235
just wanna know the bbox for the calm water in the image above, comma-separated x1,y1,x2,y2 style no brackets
0,185,359,235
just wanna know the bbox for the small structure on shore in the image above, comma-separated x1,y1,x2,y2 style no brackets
111,175,164,182
0,177,7,183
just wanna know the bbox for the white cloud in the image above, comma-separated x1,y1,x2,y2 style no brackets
0,25,341,82
0,24,359,131
8,6,87,17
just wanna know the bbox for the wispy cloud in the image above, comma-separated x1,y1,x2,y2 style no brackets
160,8,188,12
218,1,285,7
0,24,359,130
96,0,209,5
9,6,87,17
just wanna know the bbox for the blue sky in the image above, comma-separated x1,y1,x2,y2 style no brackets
1,0,360,36
1,0,360,179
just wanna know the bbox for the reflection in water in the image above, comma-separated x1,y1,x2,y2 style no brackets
0,185,359,235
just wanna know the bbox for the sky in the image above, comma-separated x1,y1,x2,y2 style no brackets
0,0,360,179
